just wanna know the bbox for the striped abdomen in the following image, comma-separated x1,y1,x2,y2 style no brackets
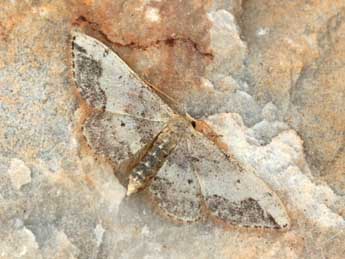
127,127,178,195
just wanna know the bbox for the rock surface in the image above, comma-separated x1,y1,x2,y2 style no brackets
0,1,344,258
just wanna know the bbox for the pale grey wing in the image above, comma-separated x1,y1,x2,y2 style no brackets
148,138,203,223
71,31,174,178
71,31,173,122
83,111,166,184
84,111,166,165
187,131,290,229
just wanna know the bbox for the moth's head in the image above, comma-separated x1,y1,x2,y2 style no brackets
185,113,197,129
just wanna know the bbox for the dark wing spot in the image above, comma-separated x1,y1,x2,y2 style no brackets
73,43,87,54
73,53,106,109
103,49,109,57
206,195,279,228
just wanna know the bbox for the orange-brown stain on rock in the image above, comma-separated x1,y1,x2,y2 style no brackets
195,119,228,150
72,0,213,111
84,174,96,189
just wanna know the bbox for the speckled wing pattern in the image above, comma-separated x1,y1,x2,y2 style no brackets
71,31,290,229
72,31,172,168
183,129,289,228
148,129,204,223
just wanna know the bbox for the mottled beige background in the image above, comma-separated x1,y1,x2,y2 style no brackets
0,1,344,258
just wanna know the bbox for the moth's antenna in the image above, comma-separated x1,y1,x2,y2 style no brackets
144,80,185,113
144,81,176,104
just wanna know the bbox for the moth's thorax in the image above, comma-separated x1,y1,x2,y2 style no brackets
165,115,193,135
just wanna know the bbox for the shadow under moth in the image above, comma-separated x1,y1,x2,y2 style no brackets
71,30,290,230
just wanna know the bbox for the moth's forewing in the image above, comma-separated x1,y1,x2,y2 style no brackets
186,131,290,229
72,31,173,173
72,31,172,121
148,129,203,223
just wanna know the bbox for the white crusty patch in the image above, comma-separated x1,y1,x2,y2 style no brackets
206,113,345,228
80,156,126,213
8,158,31,190
94,223,105,247
256,27,270,37
0,227,39,258
45,229,80,258
145,7,160,22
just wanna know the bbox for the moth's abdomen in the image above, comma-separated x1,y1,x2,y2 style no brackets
127,128,178,195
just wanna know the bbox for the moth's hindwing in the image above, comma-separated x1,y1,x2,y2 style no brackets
186,131,290,229
148,127,290,229
83,111,165,165
148,131,204,223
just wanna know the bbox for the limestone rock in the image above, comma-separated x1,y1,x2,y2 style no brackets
0,1,344,258
8,158,31,190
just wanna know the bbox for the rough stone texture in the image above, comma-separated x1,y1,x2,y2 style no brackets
8,158,32,190
0,1,344,259
240,0,345,193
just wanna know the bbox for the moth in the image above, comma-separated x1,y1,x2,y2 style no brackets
71,31,290,229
